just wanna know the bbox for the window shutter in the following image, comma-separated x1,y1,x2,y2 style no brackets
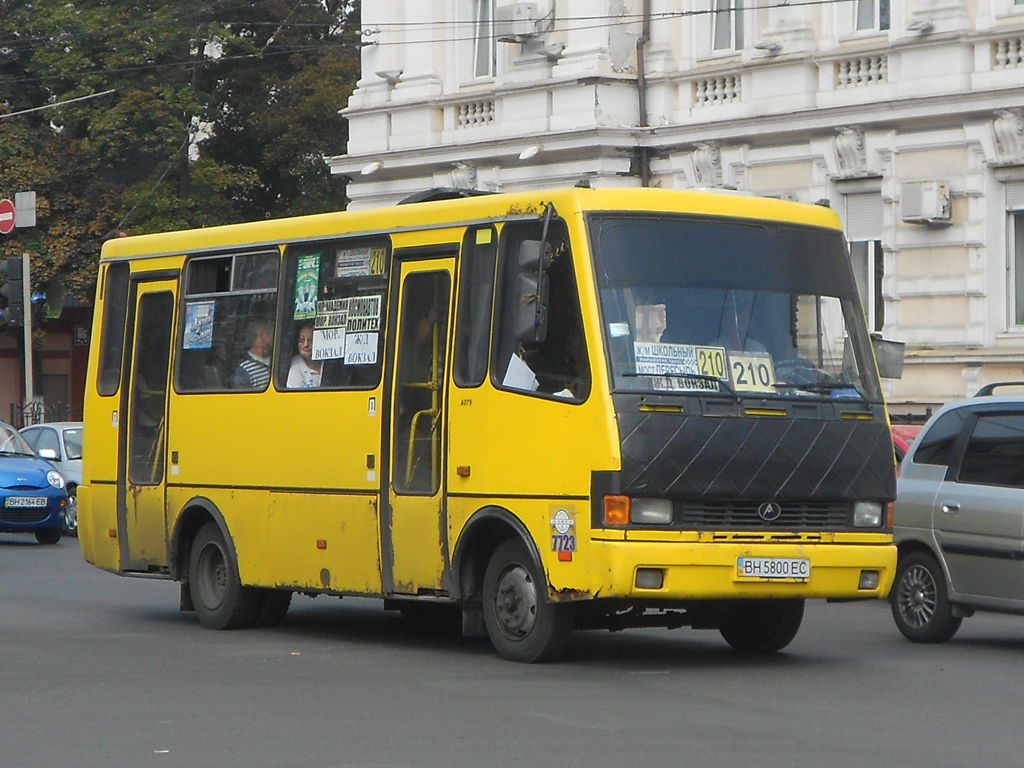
845,192,883,242
1006,181,1024,210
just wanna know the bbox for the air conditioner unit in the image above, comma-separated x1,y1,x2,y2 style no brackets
495,3,540,42
901,181,951,225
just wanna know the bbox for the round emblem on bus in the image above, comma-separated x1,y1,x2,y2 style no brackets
551,509,574,534
758,502,782,522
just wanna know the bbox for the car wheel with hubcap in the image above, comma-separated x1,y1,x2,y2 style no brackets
188,521,259,630
482,538,575,663
64,485,78,536
890,551,961,643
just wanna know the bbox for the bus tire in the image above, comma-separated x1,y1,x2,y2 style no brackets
188,521,259,630
718,598,804,653
253,589,292,628
482,538,575,663
890,551,961,643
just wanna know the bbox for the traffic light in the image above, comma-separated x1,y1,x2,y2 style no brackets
0,256,25,327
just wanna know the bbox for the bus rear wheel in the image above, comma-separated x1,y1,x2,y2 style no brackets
253,589,292,627
188,521,259,630
482,538,575,663
718,599,804,653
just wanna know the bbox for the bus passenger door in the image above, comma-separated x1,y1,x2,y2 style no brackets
385,257,455,595
118,281,176,570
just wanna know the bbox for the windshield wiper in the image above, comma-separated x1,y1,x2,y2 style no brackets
777,381,863,397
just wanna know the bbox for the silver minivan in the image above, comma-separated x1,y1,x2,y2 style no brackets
19,422,83,537
891,383,1024,642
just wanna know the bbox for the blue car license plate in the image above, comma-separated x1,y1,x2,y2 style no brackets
5,496,47,508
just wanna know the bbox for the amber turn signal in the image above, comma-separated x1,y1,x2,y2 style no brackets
604,495,629,526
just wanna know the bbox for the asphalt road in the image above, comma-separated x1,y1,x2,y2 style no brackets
3,534,1024,768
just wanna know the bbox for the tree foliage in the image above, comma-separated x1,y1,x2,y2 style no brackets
0,0,361,304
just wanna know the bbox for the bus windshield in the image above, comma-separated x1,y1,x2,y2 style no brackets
588,213,883,402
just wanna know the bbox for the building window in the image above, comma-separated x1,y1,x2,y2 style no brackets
474,0,495,78
845,191,885,332
1011,210,1024,326
712,0,744,51
856,0,890,31
850,241,885,332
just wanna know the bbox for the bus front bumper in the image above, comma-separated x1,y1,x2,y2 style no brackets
572,537,897,602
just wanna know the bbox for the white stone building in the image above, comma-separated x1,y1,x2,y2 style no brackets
328,0,1024,412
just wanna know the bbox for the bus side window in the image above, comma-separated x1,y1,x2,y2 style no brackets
493,220,590,401
276,239,390,391
97,262,131,396
453,225,497,388
175,252,278,393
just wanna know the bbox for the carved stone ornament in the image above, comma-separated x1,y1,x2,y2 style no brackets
692,143,723,187
834,127,866,178
449,162,478,189
992,110,1024,166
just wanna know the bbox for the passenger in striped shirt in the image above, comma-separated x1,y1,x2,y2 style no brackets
234,318,274,390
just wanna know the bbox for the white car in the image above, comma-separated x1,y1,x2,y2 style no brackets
19,422,83,536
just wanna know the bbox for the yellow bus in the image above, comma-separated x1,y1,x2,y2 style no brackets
80,186,897,662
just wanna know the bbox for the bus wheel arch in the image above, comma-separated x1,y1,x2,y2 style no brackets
170,499,257,629
187,520,260,630
169,497,227,582
451,506,537,604
452,507,575,662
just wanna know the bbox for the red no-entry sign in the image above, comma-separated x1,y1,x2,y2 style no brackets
0,199,15,235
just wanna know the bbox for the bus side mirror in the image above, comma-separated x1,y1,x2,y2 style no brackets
514,239,551,343
871,333,905,379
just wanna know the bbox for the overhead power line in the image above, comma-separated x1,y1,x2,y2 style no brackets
0,89,117,120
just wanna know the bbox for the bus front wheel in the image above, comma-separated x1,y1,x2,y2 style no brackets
482,538,575,663
718,599,804,653
188,521,259,630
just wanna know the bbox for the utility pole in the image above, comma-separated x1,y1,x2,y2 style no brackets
20,252,37,410
0,192,40,419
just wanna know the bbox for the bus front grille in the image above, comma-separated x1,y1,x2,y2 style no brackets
677,500,851,531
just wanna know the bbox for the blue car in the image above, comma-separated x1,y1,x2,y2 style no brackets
0,421,69,544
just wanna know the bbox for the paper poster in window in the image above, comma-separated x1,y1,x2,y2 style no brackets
315,298,348,330
312,327,346,361
336,247,373,279
345,295,382,333
183,301,215,350
345,332,378,365
294,253,320,320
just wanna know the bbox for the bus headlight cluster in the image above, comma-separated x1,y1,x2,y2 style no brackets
604,496,673,526
853,501,882,527
631,498,673,525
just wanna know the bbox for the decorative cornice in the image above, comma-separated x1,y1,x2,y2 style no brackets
691,143,723,187
449,162,478,189
833,127,866,178
992,109,1024,166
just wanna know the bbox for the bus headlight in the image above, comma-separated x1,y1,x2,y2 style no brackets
631,498,673,525
46,470,65,490
853,501,882,527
